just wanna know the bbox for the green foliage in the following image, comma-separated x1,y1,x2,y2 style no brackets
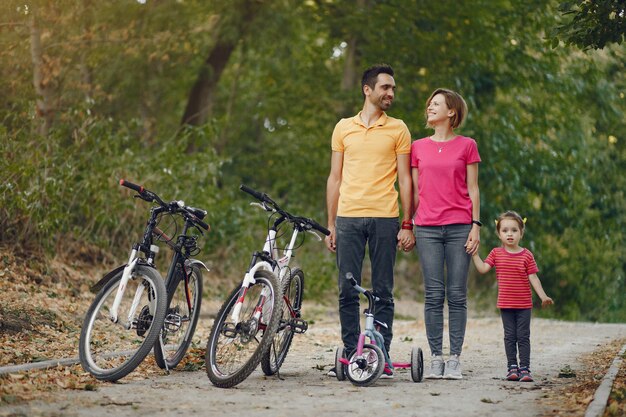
549,0,626,50
1,0,624,321
0,118,222,258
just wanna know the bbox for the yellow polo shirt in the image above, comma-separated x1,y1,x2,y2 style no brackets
331,112,411,217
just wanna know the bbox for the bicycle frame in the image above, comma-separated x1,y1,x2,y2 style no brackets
230,214,305,324
342,276,414,372
158,220,209,330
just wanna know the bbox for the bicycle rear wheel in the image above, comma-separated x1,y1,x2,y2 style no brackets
260,268,304,375
154,264,203,370
79,265,167,381
206,270,281,388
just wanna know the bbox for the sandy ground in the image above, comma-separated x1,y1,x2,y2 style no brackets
2,301,626,417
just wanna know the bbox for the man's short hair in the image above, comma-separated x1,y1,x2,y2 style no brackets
361,64,394,98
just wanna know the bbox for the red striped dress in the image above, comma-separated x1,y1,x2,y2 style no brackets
484,247,539,309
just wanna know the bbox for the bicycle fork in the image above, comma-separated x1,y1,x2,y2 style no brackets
109,245,158,329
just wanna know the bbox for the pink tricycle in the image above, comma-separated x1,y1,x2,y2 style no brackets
334,273,424,386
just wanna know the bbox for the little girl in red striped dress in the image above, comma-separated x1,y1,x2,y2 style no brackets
472,210,554,382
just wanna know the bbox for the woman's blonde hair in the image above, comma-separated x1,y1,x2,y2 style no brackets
425,88,468,129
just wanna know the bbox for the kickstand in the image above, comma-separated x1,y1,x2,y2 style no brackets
272,338,284,381
159,332,170,375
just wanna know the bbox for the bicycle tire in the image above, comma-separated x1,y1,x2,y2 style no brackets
260,268,304,375
154,265,203,370
345,343,385,387
206,270,281,388
79,265,167,381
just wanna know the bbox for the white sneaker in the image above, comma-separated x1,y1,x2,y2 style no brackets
425,355,445,379
444,355,463,379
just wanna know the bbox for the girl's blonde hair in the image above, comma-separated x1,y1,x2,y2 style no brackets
495,211,526,233
425,88,468,129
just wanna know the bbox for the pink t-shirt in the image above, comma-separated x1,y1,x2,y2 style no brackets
410,136,481,226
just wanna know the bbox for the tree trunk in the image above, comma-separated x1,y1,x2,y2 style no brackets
180,41,236,128
339,35,359,118
180,0,264,153
29,15,54,137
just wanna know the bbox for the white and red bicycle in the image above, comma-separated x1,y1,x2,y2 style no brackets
205,185,329,388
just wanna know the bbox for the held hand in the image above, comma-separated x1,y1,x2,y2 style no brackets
541,297,554,307
464,226,480,255
325,227,337,253
397,229,415,252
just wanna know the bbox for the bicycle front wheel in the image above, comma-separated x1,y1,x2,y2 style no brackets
79,265,167,381
260,268,304,375
206,270,281,388
154,265,203,370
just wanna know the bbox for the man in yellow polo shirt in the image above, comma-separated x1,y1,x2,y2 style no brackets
325,64,414,378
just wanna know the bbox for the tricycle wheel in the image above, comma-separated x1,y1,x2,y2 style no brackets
334,347,346,381
346,343,384,386
411,347,424,382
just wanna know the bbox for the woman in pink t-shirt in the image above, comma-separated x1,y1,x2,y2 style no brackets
472,211,553,382
410,88,481,380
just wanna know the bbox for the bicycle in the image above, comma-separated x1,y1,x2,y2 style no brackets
79,179,210,381
333,273,424,386
205,185,329,388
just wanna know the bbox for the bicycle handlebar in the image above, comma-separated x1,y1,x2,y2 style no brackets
240,184,330,236
119,179,210,231
346,272,377,311
240,184,266,202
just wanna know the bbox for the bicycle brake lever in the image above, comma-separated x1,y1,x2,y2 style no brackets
250,202,273,212
306,229,322,241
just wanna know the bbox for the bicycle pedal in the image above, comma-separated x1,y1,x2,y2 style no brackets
221,322,238,338
290,318,308,334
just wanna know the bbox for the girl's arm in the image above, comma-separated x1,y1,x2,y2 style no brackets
528,273,554,307
472,253,492,274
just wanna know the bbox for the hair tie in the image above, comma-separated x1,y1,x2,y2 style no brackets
522,217,527,224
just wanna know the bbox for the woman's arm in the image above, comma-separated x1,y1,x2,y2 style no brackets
465,163,480,255
411,167,419,220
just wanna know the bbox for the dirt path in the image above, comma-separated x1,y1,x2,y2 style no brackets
2,302,626,417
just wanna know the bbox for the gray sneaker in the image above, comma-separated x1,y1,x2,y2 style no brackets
425,356,445,379
444,355,463,379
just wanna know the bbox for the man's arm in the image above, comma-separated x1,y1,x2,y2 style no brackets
397,153,415,251
325,151,343,252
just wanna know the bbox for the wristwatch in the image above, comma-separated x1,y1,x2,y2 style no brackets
472,220,483,227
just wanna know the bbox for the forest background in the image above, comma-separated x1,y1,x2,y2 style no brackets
1,0,624,322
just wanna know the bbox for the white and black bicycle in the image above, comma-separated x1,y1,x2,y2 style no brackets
79,179,210,381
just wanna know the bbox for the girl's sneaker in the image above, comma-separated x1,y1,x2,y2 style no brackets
506,365,519,381
519,367,533,382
